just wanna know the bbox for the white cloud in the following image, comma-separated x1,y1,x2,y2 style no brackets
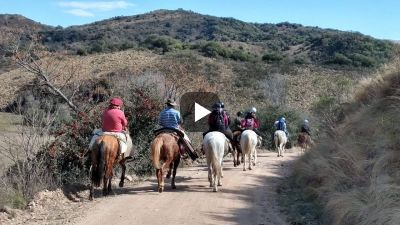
66,9,94,17
60,1,134,11
59,1,134,17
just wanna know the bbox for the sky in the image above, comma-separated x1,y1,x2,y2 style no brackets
0,0,399,40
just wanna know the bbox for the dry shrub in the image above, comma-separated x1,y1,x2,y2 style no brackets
282,64,400,224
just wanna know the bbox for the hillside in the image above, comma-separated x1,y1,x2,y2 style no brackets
0,10,396,112
0,14,49,74
280,61,400,224
35,9,393,68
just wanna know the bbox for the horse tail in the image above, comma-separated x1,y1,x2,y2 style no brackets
244,134,252,155
151,137,163,169
92,140,106,187
208,140,221,177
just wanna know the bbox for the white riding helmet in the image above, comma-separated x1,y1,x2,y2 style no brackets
304,119,309,123
250,107,257,113
281,117,286,122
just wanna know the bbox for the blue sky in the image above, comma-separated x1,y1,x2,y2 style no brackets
1,0,399,40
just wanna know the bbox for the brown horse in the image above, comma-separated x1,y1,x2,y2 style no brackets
151,132,181,193
232,130,243,167
297,132,313,153
89,135,126,200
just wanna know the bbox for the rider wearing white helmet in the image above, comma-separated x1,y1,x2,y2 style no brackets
240,107,260,135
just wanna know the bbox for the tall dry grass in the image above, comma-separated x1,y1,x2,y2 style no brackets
284,54,400,225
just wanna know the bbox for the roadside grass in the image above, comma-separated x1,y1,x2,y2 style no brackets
279,67,400,225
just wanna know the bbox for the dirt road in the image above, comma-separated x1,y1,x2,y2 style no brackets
73,150,299,225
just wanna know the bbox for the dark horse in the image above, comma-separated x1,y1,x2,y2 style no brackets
297,132,313,153
151,132,181,193
89,135,126,200
232,130,243,167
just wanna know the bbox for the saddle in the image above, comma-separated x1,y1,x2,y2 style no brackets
153,128,198,160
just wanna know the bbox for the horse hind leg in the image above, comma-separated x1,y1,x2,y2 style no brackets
248,154,252,170
119,160,126,188
156,168,164,193
213,170,218,192
166,162,173,179
89,165,94,201
171,157,180,190
243,154,246,171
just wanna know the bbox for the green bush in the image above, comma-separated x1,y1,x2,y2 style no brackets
200,41,229,58
262,52,284,62
331,53,352,65
141,35,183,53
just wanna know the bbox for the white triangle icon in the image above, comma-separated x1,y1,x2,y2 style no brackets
194,102,211,122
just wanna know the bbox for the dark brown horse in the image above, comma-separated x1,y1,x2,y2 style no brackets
89,135,126,200
232,130,243,167
297,132,313,153
151,132,181,193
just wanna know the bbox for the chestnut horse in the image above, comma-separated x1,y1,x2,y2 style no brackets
151,132,181,193
89,135,126,200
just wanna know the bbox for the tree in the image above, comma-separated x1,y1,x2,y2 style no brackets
11,37,82,113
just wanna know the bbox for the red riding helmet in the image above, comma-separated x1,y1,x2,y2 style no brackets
110,97,123,107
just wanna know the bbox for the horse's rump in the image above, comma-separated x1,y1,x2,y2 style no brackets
91,135,120,187
297,132,312,148
240,130,257,155
151,133,180,168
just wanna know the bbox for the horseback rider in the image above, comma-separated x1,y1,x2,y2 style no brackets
89,97,133,159
158,99,198,160
275,117,289,138
205,102,233,141
233,111,244,131
102,97,127,132
300,119,311,136
240,107,260,135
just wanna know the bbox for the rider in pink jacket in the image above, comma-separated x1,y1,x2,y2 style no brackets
102,97,128,132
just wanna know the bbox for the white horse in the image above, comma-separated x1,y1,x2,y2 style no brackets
240,130,258,171
203,131,229,192
274,130,287,157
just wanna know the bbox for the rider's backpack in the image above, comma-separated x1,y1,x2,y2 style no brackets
277,120,285,131
213,110,226,130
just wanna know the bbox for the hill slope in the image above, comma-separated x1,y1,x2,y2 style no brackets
281,63,400,224
0,9,392,68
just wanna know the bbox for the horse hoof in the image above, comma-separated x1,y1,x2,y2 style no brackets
213,188,217,192
172,185,176,189
243,169,246,171
217,183,222,186
249,168,252,170
158,187,163,193
89,196,93,201
119,182,124,188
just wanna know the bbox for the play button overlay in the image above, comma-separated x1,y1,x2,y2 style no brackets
194,102,211,122
180,92,219,132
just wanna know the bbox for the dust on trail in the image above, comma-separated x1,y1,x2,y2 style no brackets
72,150,300,225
